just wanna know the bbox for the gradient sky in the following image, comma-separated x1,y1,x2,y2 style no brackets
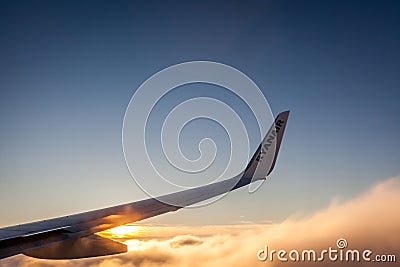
0,0,399,228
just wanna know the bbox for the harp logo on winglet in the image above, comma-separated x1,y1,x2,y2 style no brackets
256,119,285,162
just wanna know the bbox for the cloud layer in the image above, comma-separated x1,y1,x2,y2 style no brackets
1,177,399,267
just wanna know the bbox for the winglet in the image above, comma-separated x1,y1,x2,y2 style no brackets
243,111,289,181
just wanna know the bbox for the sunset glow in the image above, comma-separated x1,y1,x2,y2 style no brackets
109,225,138,236
97,225,139,240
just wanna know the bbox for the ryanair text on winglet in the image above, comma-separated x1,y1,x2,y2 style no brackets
256,119,285,162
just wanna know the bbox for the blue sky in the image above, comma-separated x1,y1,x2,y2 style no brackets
0,0,399,227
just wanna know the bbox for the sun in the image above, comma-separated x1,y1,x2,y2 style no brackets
97,225,138,239
109,225,138,237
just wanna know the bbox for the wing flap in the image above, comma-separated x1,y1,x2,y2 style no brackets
23,234,127,260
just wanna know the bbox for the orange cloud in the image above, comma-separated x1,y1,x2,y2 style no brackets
1,177,399,267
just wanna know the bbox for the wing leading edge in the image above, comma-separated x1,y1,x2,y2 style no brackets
0,111,289,260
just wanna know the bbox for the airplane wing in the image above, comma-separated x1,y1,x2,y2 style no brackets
0,111,289,260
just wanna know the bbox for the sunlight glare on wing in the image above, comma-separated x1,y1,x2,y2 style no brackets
109,225,138,237
97,225,138,239
110,225,137,236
